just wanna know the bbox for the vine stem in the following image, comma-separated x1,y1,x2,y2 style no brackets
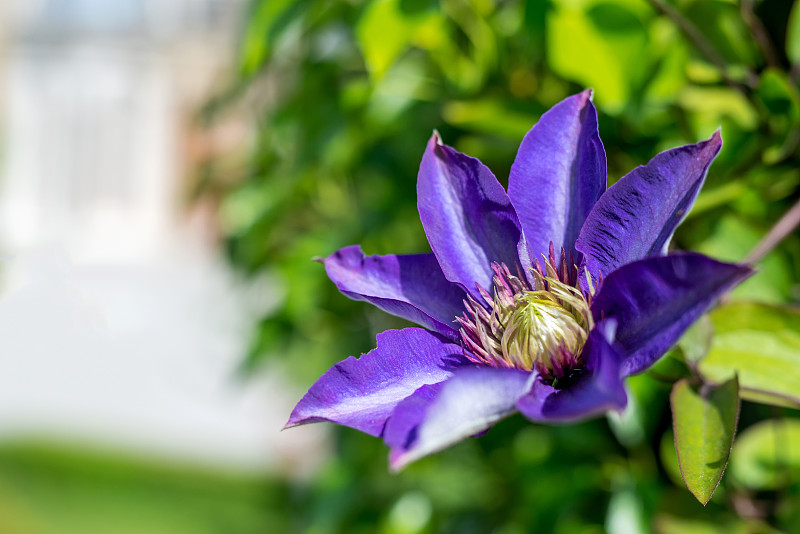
745,194,800,264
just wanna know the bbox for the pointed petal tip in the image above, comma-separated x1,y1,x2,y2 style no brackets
569,88,596,109
509,87,605,263
282,413,332,432
389,445,428,472
282,414,303,432
708,128,722,147
324,244,362,262
284,404,321,431
734,259,757,276
558,89,594,110
692,129,722,158
596,253,754,377
425,130,448,160
388,451,408,473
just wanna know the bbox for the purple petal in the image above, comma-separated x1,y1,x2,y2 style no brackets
382,382,443,452
508,90,606,262
383,380,496,455
591,253,753,376
417,133,522,299
576,132,722,280
285,328,468,437
516,320,627,422
323,245,466,339
387,367,532,470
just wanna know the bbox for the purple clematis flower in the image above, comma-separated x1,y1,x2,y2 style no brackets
285,90,753,470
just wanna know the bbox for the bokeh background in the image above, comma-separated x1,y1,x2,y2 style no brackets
1,0,799,532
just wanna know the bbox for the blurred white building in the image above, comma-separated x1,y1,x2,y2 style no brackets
0,0,325,474
0,0,234,256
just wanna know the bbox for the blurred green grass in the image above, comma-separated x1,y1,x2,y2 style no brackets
0,441,282,534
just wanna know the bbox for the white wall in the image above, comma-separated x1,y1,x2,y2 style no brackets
0,0,327,475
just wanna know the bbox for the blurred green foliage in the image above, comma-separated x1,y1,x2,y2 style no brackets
7,1,797,533
191,0,800,532
199,0,800,381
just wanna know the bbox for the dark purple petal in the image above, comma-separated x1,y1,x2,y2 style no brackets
387,367,532,470
516,320,627,422
508,90,606,262
417,133,522,299
323,245,466,340
285,328,468,437
591,253,753,376
576,132,722,280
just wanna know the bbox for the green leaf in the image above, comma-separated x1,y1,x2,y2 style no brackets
699,302,800,407
677,315,713,366
356,0,444,80
671,377,740,505
678,87,758,133
442,99,540,139
730,419,800,490
756,69,800,164
239,0,295,76
682,1,758,65
787,1,800,63
696,216,794,303
546,0,652,114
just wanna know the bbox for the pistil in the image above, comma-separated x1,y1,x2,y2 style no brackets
458,249,593,383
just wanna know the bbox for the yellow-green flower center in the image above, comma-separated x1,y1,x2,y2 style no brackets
458,261,593,382
498,276,592,373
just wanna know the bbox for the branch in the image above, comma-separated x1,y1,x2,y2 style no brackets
745,193,800,264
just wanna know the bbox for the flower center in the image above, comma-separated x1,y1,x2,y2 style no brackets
458,252,593,384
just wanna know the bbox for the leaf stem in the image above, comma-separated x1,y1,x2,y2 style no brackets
745,193,800,264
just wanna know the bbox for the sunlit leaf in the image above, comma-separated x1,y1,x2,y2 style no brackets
430,0,498,91
671,376,740,505
239,0,295,76
644,20,689,104
787,1,800,63
678,87,758,134
730,419,800,490
357,0,444,80
699,302,800,408
676,315,713,365
442,99,540,139
546,0,652,114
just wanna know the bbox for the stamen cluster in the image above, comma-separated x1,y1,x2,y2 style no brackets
457,245,594,384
